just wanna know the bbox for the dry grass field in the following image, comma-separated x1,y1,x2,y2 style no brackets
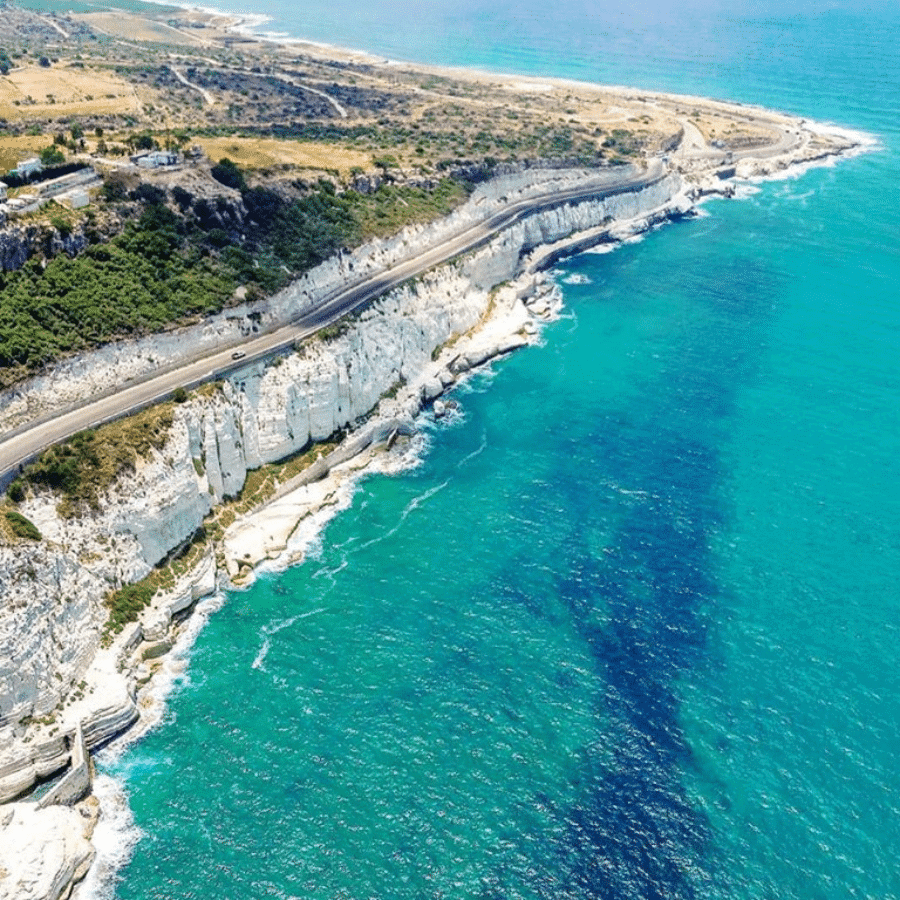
0,4,799,188
0,135,50,173
71,12,209,46
194,136,371,175
0,65,140,122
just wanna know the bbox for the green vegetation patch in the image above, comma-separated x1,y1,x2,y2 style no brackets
0,203,236,378
23,404,175,516
210,157,247,191
105,581,155,637
0,154,468,384
6,478,26,503
4,509,41,541
346,179,467,241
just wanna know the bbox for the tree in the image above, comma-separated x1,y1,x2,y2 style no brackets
40,145,65,166
210,158,247,191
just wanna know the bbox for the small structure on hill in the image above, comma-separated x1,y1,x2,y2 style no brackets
133,150,179,169
9,158,43,180
37,167,100,200
62,189,90,209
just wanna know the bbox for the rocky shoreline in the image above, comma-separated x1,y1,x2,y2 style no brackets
0,119,865,898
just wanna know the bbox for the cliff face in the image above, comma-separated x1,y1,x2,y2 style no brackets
0,223,89,274
0,169,686,801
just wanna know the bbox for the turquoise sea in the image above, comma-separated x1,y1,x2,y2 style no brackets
70,1,900,898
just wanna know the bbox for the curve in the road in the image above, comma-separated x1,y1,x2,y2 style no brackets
0,164,666,484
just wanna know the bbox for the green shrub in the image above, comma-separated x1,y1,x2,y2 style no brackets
49,215,72,238
39,145,65,166
7,479,25,503
23,408,174,515
5,510,41,541
210,157,247,191
105,582,155,633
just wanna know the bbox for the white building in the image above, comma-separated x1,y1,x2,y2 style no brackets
135,150,178,169
63,189,90,209
11,158,43,179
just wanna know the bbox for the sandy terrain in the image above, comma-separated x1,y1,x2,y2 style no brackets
0,3,823,174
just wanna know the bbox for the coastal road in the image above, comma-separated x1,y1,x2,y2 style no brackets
0,162,665,483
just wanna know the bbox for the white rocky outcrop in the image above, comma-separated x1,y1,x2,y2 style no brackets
0,801,97,900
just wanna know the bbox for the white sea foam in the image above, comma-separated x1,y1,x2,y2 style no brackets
269,488,353,568
252,606,330,671
138,0,272,33
251,634,271,670
243,424,434,595
739,126,880,188
455,367,498,394
312,557,349,581
804,121,881,154
457,434,488,469
730,183,762,200
357,479,450,551
777,186,815,203
73,775,143,900
584,242,620,255
73,586,229,895
561,273,593,285
101,592,225,763
402,479,451,516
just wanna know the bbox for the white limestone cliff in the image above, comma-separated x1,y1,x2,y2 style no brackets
0,170,687,808
0,801,97,900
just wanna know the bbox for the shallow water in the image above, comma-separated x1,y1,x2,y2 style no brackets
52,1,900,897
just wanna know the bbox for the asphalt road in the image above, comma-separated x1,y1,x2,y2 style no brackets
0,162,665,483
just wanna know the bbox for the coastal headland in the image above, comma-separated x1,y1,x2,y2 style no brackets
0,3,862,898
